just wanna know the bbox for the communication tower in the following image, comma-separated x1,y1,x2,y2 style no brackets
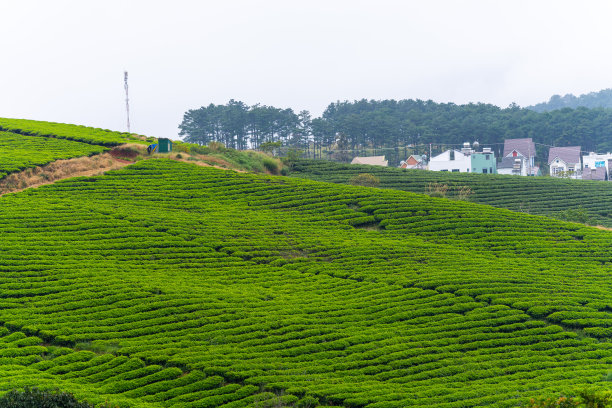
124,71,131,134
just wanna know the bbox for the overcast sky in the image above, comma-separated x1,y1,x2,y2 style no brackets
1,0,611,139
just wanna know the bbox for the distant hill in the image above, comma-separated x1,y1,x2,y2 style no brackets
527,88,612,112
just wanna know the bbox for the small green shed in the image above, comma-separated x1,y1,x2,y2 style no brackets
158,138,173,153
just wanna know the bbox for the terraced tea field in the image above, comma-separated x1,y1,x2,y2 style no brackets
1,158,612,407
0,131,108,179
290,160,612,227
0,117,139,146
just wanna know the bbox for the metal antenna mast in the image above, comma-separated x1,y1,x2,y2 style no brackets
124,71,131,133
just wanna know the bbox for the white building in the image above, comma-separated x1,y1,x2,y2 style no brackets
548,146,581,178
428,143,496,174
583,152,612,176
429,149,471,173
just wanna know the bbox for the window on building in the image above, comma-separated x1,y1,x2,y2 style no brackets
482,168,488,174
452,169,460,172
490,167,493,173
485,154,490,160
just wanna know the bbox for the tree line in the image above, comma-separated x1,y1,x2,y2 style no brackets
179,98,612,165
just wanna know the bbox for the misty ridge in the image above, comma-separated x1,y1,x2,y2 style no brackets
527,88,612,112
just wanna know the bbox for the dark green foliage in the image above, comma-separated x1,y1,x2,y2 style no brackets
179,101,299,150
179,98,612,166
316,100,612,163
259,141,282,154
0,387,94,408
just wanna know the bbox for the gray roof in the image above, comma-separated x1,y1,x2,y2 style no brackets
582,167,607,180
548,146,581,165
498,157,521,169
503,138,536,158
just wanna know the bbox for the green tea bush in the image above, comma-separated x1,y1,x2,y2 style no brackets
0,160,612,407
0,387,94,408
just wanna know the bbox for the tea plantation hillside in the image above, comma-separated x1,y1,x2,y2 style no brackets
289,160,612,228
0,117,139,146
0,118,284,183
1,159,612,407
0,117,143,181
0,131,108,179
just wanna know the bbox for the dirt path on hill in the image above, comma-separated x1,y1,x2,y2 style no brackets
0,153,134,197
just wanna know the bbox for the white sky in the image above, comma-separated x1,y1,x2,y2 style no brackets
1,0,612,139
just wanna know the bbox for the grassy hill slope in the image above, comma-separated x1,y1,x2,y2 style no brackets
0,159,612,407
289,160,612,227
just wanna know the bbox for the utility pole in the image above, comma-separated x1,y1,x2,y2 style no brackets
527,142,531,176
124,71,131,134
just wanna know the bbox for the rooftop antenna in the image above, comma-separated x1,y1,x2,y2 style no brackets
124,71,131,134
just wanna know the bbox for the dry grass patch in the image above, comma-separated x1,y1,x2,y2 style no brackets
595,225,612,232
0,153,131,196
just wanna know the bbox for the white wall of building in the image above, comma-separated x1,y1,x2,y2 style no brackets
497,168,515,176
428,150,471,173
583,152,612,173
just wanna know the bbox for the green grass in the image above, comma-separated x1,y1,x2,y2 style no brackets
0,131,107,179
289,159,612,227
0,159,612,407
186,144,283,173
